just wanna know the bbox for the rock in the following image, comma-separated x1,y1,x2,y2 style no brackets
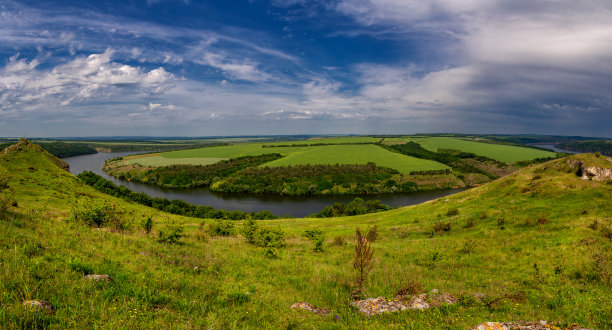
429,289,439,294
22,300,54,314
580,166,612,182
290,302,331,315
407,294,430,310
85,274,111,281
471,321,592,330
350,297,408,316
428,292,458,307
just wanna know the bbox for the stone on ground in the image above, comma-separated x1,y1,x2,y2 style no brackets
85,274,111,281
291,302,331,315
22,300,54,314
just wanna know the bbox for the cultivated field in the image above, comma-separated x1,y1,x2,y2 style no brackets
384,137,555,162
130,143,448,173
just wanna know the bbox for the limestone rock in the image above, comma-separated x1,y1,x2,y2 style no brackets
22,300,54,314
580,166,612,182
471,321,591,330
85,274,111,281
290,302,331,315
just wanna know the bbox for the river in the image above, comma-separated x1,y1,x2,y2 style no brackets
62,152,465,217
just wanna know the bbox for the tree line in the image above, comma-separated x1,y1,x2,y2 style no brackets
77,171,280,220
211,162,420,195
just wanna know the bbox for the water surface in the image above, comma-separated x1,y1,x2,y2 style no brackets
63,152,465,217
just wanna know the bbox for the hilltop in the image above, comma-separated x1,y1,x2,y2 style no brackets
0,140,610,328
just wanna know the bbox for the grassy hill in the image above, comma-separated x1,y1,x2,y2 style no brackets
0,140,610,328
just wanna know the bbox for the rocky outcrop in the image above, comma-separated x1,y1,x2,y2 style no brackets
471,320,591,330
566,159,612,182
2,139,69,172
350,292,458,316
22,300,54,314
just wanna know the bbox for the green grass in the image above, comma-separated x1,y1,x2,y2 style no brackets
157,143,448,173
263,144,448,173
263,136,382,145
1,141,610,329
407,137,556,162
126,156,226,167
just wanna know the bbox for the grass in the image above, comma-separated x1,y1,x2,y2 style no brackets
149,143,448,173
1,141,611,329
405,137,556,162
126,155,226,166
263,144,448,173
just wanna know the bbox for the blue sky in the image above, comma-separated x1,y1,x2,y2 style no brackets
1,0,611,137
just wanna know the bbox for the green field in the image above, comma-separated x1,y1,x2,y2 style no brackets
263,144,448,173
263,136,382,145
147,143,448,173
403,137,555,162
1,141,610,329
126,156,225,167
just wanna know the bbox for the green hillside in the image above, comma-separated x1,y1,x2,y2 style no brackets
0,140,610,328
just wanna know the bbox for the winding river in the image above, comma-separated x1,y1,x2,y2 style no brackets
63,152,465,217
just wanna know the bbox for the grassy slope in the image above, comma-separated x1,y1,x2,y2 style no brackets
386,137,556,162
1,142,611,329
150,143,448,173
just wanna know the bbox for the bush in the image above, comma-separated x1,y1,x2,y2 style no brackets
254,227,286,257
366,225,379,243
446,208,459,216
353,227,374,299
158,219,185,244
241,219,259,244
70,199,128,230
142,216,154,234
207,220,236,237
331,236,346,246
303,229,325,252
433,222,452,234
395,278,423,296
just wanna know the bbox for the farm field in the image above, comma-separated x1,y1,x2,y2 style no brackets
263,144,448,173
385,137,556,162
265,136,382,145
129,143,448,173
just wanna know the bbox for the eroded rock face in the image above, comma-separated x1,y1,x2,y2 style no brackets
22,300,54,314
85,274,111,281
580,166,612,182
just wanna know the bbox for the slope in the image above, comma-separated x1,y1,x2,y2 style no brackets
0,140,610,329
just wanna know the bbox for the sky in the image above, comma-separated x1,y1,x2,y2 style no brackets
0,0,611,137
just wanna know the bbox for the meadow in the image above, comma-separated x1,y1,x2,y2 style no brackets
0,140,610,328
384,137,555,162
130,143,448,174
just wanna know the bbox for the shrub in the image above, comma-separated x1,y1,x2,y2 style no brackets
303,229,325,252
433,222,452,234
254,227,286,258
538,217,549,224
207,220,236,237
464,219,475,228
142,216,154,235
588,220,599,230
395,278,423,296
497,218,506,229
70,199,128,230
366,225,379,243
353,227,374,299
461,239,477,254
158,219,185,244
446,208,459,216
331,235,346,246
241,219,259,243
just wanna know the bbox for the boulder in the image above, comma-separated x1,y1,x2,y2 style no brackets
471,321,591,330
22,300,54,314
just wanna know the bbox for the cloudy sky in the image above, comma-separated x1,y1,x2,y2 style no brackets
1,0,611,137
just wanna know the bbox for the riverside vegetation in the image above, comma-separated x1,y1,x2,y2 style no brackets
103,136,560,196
0,140,610,328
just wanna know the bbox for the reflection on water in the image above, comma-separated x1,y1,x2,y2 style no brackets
63,152,466,217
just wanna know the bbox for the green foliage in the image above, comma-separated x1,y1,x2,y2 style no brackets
557,140,611,156
77,171,279,220
142,216,154,234
253,227,286,258
241,219,259,244
69,199,129,231
313,198,392,217
207,220,236,237
303,229,326,252
38,142,97,158
157,219,184,244
117,153,284,188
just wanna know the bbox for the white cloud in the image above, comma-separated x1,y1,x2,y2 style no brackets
0,49,175,111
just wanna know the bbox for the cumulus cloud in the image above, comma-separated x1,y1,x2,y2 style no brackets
0,49,175,111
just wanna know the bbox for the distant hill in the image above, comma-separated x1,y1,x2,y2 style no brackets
0,140,610,329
